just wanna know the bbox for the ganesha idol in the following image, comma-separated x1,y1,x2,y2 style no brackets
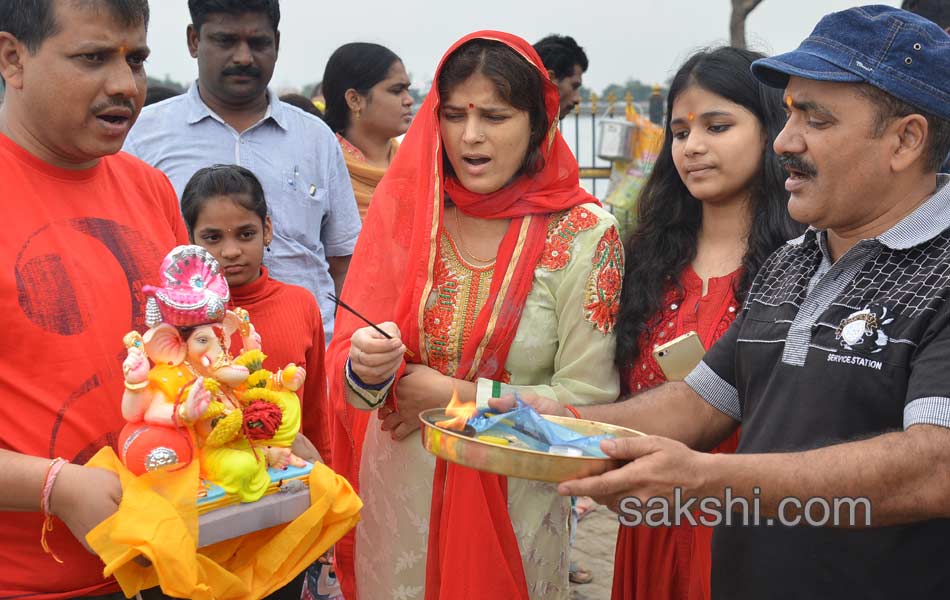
119,245,306,503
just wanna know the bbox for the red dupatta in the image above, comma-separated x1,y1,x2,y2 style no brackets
325,31,596,600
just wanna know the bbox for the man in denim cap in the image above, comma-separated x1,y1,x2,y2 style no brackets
495,6,950,598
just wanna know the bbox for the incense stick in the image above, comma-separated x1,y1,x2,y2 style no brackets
327,293,415,358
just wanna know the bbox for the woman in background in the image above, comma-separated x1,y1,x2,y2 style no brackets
322,42,413,219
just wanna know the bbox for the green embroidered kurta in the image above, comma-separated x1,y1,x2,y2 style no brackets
347,202,622,600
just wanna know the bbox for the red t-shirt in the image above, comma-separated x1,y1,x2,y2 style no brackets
0,133,188,598
614,265,741,600
227,267,330,464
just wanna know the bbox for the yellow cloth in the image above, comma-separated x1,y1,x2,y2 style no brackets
199,439,270,503
337,135,399,220
266,388,301,448
85,447,361,600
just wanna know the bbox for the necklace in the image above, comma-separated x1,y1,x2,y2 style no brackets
453,208,496,263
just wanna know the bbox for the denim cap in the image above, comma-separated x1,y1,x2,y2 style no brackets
751,5,950,121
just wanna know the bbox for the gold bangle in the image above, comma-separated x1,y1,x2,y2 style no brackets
177,402,200,425
124,379,149,391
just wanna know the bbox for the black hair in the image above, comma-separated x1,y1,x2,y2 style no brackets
322,42,401,134
614,46,804,371
856,83,950,173
145,85,182,106
187,0,280,35
0,0,149,52
180,164,268,237
438,39,549,178
902,0,950,29
280,92,323,118
533,34,588,80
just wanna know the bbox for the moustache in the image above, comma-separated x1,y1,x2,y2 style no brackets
778,154,818,178
90,97,136,115
222,66,261,78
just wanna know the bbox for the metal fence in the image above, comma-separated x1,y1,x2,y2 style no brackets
561,88,664,197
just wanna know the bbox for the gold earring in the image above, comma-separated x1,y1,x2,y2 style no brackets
354,109,361,121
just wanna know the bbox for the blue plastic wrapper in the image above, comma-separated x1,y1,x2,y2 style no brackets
468,397,614,458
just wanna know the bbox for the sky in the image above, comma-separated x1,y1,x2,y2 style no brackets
144,0,902,95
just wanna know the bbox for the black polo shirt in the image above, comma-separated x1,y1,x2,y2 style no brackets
685,176,950,599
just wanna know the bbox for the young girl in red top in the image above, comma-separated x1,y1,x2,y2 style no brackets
612,47,803,600
181,165,334,600
179,165,330,466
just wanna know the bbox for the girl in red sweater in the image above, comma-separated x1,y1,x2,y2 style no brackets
181,165,336,600
179,165,330,467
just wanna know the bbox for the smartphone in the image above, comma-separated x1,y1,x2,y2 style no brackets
652,331,706,381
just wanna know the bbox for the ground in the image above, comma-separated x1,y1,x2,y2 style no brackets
570,502,618,600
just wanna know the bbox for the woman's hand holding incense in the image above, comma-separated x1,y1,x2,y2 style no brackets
386,364,476,441
350,322,406,385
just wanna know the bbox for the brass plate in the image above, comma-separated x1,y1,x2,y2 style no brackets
418,408,644,483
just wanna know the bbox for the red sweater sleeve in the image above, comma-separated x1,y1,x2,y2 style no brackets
301,305,331,466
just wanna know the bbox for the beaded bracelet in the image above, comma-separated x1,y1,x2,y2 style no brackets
40,457,68,563
564,404,582,419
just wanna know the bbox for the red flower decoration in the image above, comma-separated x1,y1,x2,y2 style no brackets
584,226,624,335
243,400,283,441
540,236,572,271
539,206,599,272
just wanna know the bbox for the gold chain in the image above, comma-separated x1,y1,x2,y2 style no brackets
453,208,496,263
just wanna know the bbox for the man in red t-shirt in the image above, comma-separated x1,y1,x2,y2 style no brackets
0,1,188,597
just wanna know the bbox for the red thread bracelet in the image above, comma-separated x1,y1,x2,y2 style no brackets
40,457,68,563
564,404,581,419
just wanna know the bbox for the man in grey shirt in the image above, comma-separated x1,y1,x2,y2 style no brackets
125,0,360,342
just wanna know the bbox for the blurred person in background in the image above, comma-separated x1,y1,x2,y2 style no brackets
534,34,588,120
322,42,412,220
280,91,323,118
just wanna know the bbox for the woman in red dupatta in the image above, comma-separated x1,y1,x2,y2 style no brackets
326,31,623,600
